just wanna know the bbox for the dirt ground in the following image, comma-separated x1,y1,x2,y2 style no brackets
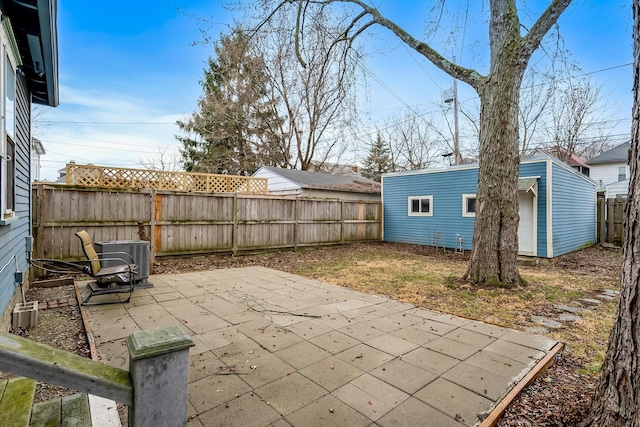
5,242,622,425
2,284,89,403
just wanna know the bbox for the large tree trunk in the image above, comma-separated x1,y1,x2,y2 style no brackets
259,0,571,286
466,1,525,287
583,1,640,424
467,70,523,287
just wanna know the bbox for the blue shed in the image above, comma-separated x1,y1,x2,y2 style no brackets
381,155,596,258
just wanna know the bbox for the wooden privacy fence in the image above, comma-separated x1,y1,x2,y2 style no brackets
65,163,268,194
32,183,381,262
597,198,626,246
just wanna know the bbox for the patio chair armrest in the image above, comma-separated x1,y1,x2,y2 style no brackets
29,259,88,275
94,256,139,277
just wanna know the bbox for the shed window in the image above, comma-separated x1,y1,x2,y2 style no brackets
462,194,476,217
408,196,433,216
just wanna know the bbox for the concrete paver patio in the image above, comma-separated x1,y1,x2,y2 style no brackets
82,266,558,427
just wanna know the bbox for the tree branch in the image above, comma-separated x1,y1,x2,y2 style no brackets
330,0,483,88
520,0,573,60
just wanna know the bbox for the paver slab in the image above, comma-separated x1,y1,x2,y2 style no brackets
335,343,395,371
365,333,420,356
415,377,493,426
285,394,372,427
402,347,460,375
461,321,510,338
299,356,365,392
284,319,333,339
390,325,439,345
443,328,497,349
377,397,465,427
189,372,253,413
197,392,282,427
255,373,327,416
273,341,331,370
333,376,408,421
370,358,439,394
424,336,483,360
442,362,512,401
483,339,546,366
465,349,529,379
309,331,360,354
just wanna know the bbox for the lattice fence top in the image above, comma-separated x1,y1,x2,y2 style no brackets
65,164,268,194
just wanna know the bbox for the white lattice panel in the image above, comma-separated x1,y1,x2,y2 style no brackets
65,164,267,194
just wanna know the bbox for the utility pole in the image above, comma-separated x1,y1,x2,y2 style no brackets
443,56,462,165
452,75,461,165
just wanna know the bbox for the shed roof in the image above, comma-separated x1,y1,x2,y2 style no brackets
587,142,630,165
258,166,380,193
518,177,538,192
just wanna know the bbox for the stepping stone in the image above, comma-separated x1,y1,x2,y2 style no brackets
598,294,616,301
559,314,581,322
553,304,582,314
603,289,620,296
524,326,549,335
579,298,602,306
531,316,562,329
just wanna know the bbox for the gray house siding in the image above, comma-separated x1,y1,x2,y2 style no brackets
0,75,31,319
551,162,596,257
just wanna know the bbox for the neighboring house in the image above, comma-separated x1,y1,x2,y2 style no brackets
308,161,361,176
528,146,590,176
382,155,596,258
0,0,58,329
31,137,45,181
55,160,71,183
253,166,380,201
587,141,630,198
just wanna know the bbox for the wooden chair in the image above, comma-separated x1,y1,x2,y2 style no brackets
75,230,138,306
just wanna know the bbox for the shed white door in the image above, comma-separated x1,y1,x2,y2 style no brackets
518,191,535,255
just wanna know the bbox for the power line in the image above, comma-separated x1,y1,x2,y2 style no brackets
36,121,177,125
37,139,177,154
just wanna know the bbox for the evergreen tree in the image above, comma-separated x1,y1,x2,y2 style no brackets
361,133,392,182
178,27,284,175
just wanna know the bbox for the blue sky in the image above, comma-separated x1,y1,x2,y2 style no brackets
35,1,632,181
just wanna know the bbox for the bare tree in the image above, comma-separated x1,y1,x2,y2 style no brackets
384,112,441,171
253,0,572,285
251,6,361,170
583,2,640,424
545,78,613,161
139,144,182,171
518,69,553,156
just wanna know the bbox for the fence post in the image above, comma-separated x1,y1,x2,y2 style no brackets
232,194,238,256
607,199,615,243
294,198,298,252
149,190,157,273
127,326,194,427
598,199,605,244
340,201,345,244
